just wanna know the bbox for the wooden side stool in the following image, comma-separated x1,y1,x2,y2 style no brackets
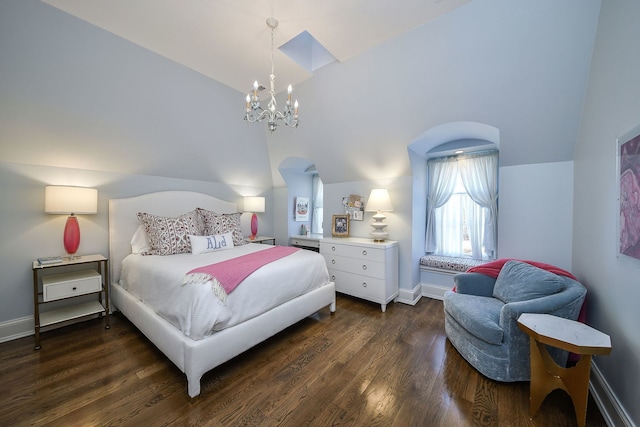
517,313,611,427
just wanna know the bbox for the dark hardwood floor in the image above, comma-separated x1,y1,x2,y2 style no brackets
0,295,608,426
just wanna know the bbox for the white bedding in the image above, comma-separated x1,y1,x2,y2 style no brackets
120,243,330,340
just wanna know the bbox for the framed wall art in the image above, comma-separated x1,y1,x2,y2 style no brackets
342,194,364,221
331,214,349,237
295,197,309,221
617,123,640,261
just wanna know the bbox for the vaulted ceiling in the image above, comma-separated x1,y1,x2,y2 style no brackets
41,0,470,94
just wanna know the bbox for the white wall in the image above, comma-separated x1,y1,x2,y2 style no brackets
267,0,600,187
0,1,271,187
498,161,574,270
0,162,271,327
323,177,413,292
573,0,640,424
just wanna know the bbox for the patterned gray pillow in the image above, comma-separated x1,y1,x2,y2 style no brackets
137,210,201,255
197,208,246,246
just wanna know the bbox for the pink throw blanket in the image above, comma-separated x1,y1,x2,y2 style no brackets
184,246,300,299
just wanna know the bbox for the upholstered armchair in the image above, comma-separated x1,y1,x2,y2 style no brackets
443,260,587,382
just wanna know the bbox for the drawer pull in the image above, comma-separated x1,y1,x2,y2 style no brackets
331,275,336,281
331,246,336,251
362,282,367,288
331,259,335,264
72,287,77,291
362,265,367,270
362,250,367,256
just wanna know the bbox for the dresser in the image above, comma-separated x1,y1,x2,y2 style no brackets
320,237,398,312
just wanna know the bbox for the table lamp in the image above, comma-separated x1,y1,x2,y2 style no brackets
244,196,265,240
45,186,98,258
365,189,394,242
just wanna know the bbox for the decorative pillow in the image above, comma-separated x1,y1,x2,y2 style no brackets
189,233,235,255
130,225,151,254
197,208,246,246
137,210,201,255
492,260,564,303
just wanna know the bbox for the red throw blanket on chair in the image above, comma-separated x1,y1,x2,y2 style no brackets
467,258,578,280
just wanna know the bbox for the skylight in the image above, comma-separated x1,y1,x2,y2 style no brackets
279,30,337,73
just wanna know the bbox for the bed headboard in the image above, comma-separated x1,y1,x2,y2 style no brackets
108,191,237,284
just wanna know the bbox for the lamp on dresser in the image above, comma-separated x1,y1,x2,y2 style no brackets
45,186,98,258
244,196,265,240
365,189,394,242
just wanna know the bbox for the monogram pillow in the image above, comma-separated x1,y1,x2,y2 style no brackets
189,233,235,255
197,208,246,246
137,210,201,255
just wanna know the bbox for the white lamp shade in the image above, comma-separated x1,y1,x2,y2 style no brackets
365,189,393,212
244,196,265,213
45,186,98,214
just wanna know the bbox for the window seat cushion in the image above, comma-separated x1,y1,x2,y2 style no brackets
420,255,484,273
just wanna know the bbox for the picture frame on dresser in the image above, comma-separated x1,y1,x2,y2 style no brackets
331,214,349,237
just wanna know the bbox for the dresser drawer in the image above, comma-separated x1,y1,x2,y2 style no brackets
290,237,320,249
322,254,386,278
42,270,102,302
320,242,386,262
328,269,386,301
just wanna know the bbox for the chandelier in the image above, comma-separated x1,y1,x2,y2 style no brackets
244,17,299,132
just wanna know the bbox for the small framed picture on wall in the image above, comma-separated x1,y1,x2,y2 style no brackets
295,197,309,221
332,214,349,237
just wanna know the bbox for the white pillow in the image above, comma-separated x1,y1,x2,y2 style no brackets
130,225,151,254
189,233,235,255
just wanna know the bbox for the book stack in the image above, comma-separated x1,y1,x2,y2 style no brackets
37,256,63,266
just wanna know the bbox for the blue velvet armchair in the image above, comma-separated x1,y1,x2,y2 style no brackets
443,260,587,382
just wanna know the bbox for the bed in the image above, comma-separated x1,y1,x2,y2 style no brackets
108,191,336,397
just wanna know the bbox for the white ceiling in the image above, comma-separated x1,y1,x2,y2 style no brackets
41,0,470,95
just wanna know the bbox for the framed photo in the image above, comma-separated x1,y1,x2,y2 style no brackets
295,197,309,221
331,214,349,237
617,123,640,261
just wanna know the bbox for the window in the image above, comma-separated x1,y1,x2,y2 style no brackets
311,174,324,234
425,151,498,260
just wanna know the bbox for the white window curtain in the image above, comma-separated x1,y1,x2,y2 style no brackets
425,150,498,259
425,158,459,253
434,192,464,256
311,174,324,234
458,151,499,258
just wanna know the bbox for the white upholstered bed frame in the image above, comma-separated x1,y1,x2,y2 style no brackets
108,191,336,397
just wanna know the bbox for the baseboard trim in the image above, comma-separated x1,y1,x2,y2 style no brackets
397,285,422,305
590,362,634,427
421,282,452,301
0,316,33,343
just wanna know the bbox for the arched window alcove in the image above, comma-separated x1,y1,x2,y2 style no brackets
278,157,324,247
406,122,500,294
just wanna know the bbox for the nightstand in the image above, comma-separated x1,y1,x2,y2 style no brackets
32,254,110,350
246,236,276,245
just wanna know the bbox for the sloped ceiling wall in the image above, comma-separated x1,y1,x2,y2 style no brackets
0,0,271,189
1,0,600,188
268,0,601,185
